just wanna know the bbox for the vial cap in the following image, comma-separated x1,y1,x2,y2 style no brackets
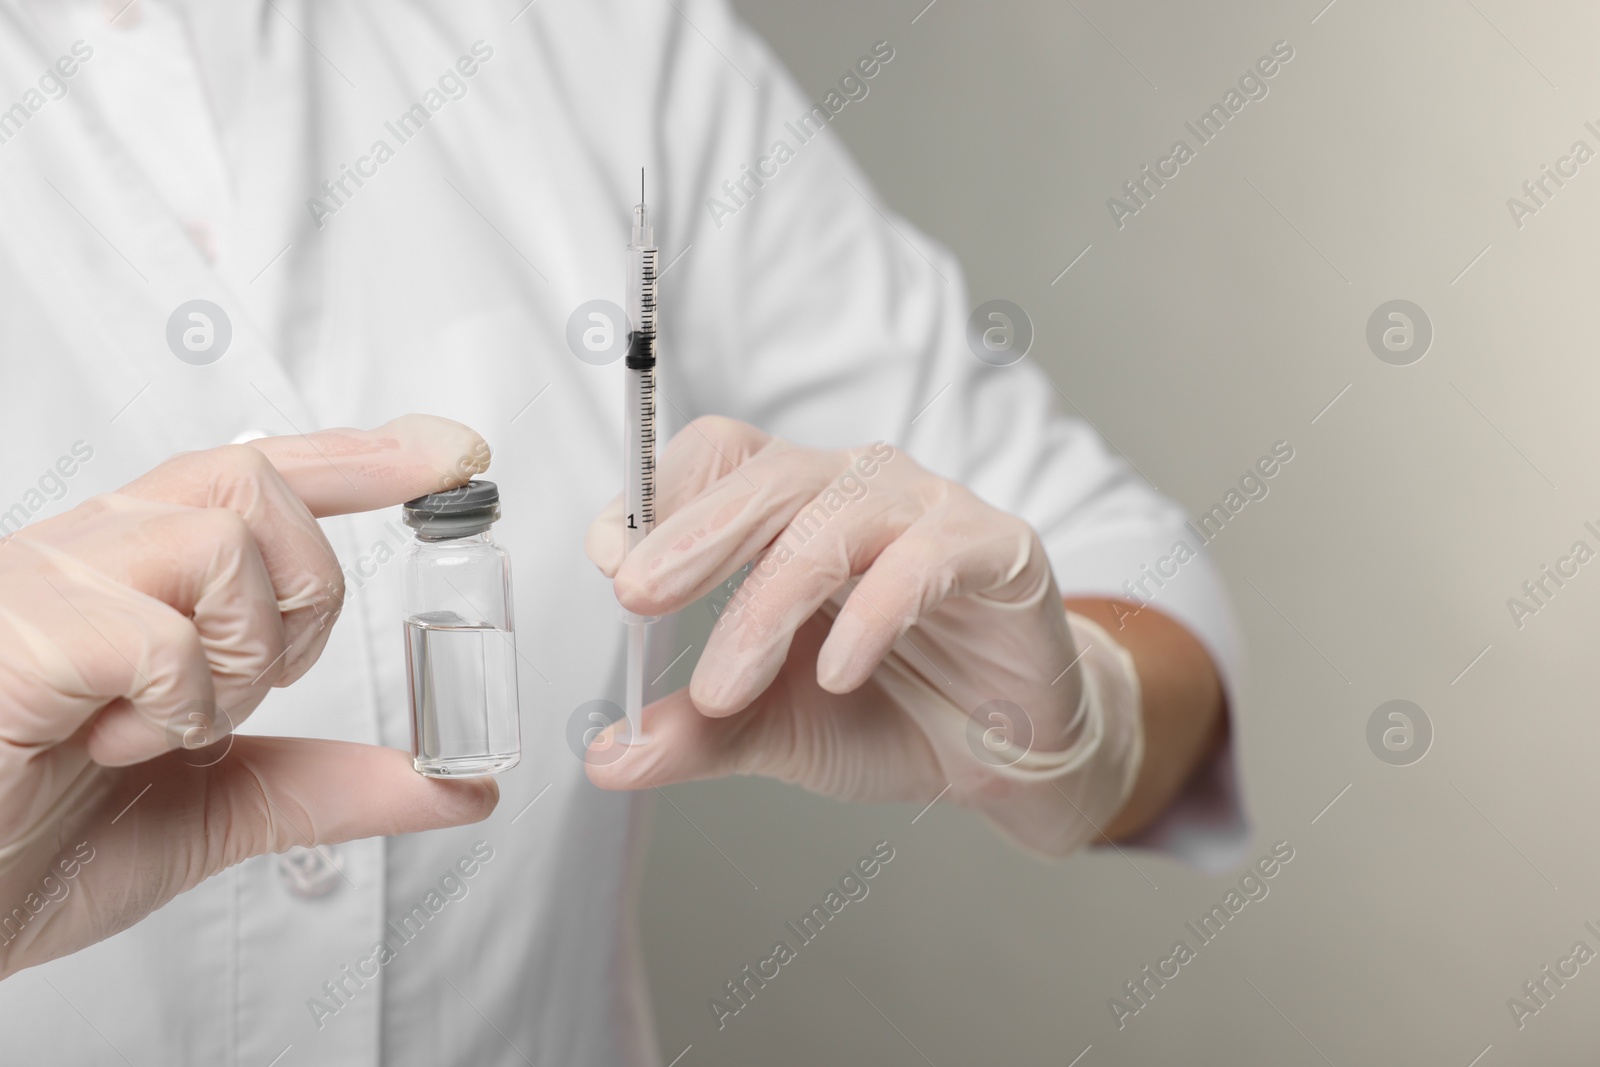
403,479,501,539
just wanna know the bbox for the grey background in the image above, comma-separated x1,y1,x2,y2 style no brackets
638,2,1600,1065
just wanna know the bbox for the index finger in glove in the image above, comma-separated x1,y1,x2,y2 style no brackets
593,417,873,617
245,415,491,518
118,416,490,683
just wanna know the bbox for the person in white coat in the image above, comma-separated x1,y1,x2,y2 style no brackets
0,0,1244,1064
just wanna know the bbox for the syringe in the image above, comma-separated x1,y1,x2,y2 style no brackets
622,170,658,745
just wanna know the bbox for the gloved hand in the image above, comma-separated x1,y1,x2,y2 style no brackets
0,416,498,980
584,416,1143,858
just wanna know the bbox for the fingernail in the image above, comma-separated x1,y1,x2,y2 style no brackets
689,668,744,716
586,730,645,787
387,414,490,486
817,613,867,690
583,497,627,576
433,778,498,823
584,528,624,577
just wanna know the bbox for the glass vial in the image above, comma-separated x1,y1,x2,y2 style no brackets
401,480,522,777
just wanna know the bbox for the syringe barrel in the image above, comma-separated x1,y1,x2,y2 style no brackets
623,363,655,554
626,242,657,362
622,199,659,625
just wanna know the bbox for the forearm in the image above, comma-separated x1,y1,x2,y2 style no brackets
1063,597,1228,842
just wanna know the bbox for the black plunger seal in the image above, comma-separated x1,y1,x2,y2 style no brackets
403,480,501,540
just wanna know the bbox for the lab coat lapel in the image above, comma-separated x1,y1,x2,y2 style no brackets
0,7,315,458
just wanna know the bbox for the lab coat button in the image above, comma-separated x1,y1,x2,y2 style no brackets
278,845,343,899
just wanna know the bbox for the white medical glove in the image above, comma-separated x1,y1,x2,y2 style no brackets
583,416,1142,858
0,416,498,980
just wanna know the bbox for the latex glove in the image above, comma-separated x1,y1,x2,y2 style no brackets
584,416,1142,858
0,416,497,980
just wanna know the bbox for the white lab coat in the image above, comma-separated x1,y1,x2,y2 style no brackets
0,1,1243,1063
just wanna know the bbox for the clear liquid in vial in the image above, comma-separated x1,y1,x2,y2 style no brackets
405,610,522,777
